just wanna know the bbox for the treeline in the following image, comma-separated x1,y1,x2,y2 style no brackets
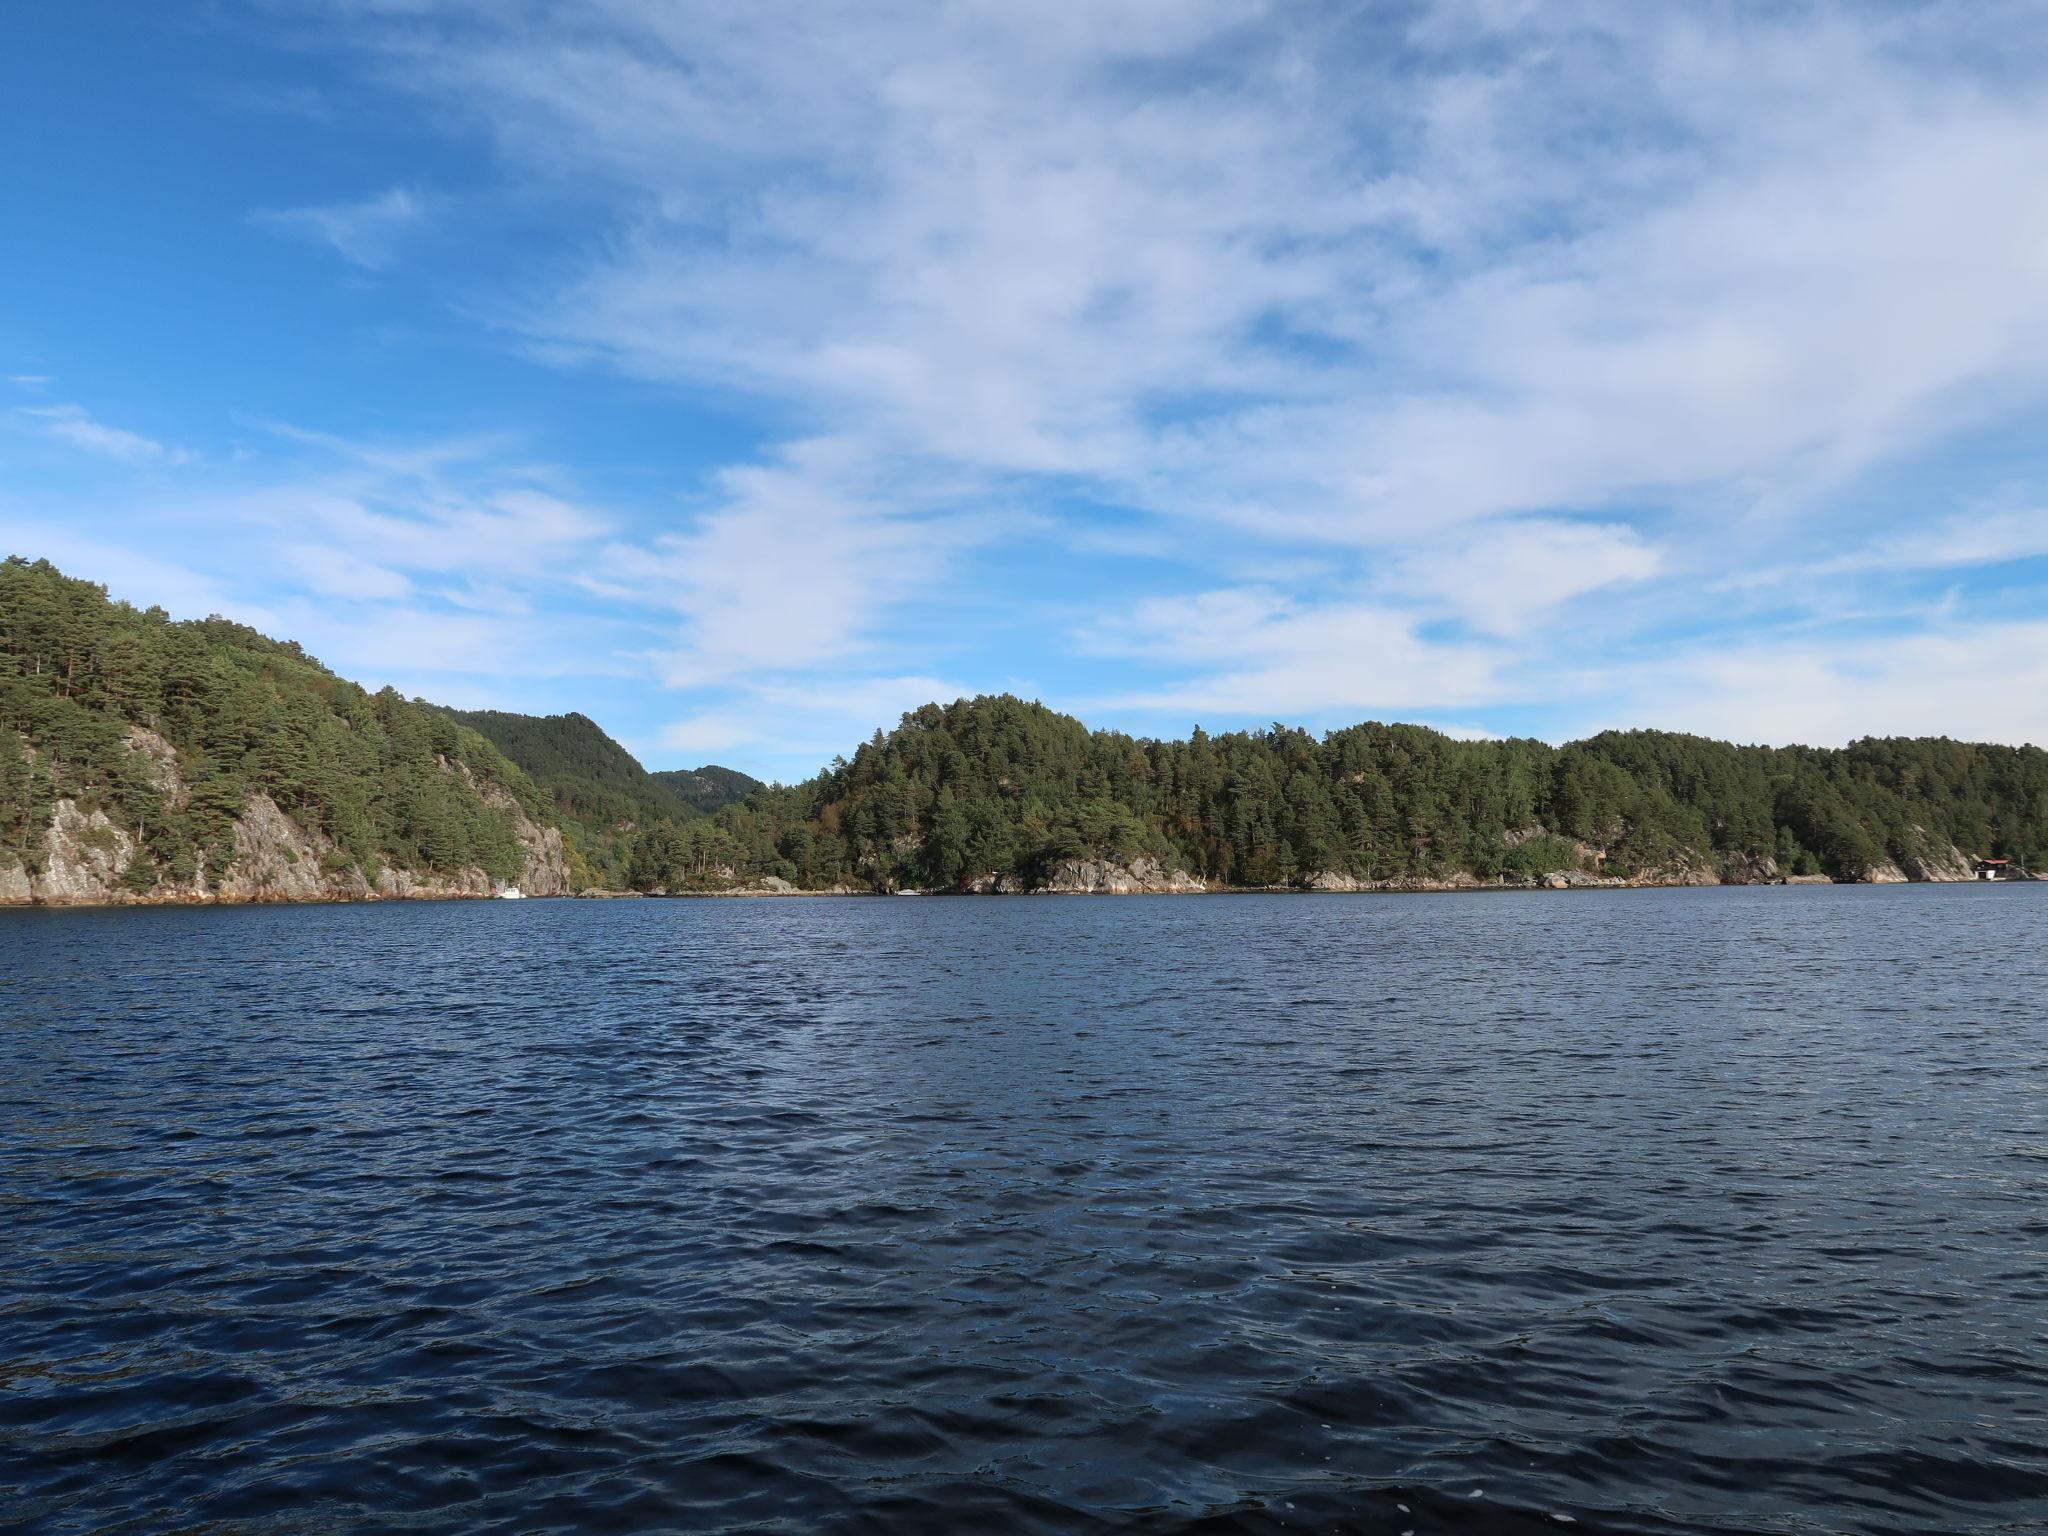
0,558,549,889
7,558,2042,898
624,695,2048,891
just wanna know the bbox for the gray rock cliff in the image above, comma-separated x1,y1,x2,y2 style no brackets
0,749,569,906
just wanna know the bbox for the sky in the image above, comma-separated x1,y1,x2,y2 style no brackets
5,1,2048,783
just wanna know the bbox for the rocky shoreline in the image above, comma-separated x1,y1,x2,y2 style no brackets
624,843,2034,899
6,801,2030,908
0,726,569,909
10,870,2033,907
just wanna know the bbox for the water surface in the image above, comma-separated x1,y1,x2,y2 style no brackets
3,886,2045,1534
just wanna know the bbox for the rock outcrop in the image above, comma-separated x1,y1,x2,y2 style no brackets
31,800,138,902
0,774,570,908
973,857,1208,894
213,793,370,903
1714,852,1783,885
1299,870,1485,892
125,726,188,805
480,783,571,897
962,870,1029,894
1301,870,1369,892
1896,828,1975,882
1035,857,1207,894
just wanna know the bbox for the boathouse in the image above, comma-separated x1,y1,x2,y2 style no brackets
1974,858,2010,880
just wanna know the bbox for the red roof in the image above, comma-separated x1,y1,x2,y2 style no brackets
1980,858,2009,865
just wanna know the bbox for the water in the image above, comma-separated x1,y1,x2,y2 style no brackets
2,886,2044,1535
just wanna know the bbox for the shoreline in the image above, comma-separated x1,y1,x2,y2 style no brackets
2,876,2033,911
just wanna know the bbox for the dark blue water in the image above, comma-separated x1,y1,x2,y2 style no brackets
3,887,2045,1535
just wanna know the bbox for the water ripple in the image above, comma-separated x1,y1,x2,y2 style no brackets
3,886,2046,1534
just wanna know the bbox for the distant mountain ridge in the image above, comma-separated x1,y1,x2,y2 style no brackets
443,707,759,887
444,708,696,826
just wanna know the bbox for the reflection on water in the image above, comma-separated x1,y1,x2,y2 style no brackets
2,886,2045,1534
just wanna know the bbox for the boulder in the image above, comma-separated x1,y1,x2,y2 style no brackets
1300,870,1367,892
1034,856,1206,894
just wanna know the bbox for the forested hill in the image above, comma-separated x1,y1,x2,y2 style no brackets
443,708,759,887
650,764,760,816
4,557,2044,902
630,695,2047,893
447,708,695,825
0,557,566,902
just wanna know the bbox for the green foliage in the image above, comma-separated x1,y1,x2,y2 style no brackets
648,764,760,815
7,557,2043,899
447,708,761,887
1502,834,1584,878
0,557,551,887
447,709,696,826
619,696,2048,892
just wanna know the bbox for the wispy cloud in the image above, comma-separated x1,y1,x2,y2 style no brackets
251,185,424,269
18,403,190,464
14,2,2048,777
1392,521,1664,638
1085,587,1504,718
1612,618,2048,749
656,711,761,756
600,437,997,689
274,0,2048,734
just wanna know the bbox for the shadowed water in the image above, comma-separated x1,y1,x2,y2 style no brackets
2,886,2045,1534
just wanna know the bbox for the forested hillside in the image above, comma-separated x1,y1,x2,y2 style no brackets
0,558,564,900
650,764,760,816
625,696,2047,892
444,709,760,887
5,557,2043,902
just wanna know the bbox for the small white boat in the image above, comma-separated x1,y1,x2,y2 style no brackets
495,886,525,900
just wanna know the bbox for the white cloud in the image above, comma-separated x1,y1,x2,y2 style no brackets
8,424,646,714
252,186,423,268
281,3,2048,720
603,437,995,688
1821,508,2048,578
657,711,760,755
18,0,2043,761
757,675,978,727
1616,619,2048,749
1085,587,1503,717
1395,521,1662,636
223,426,615,583
19,404,189,464
309,4,2048,543
281,544,414,600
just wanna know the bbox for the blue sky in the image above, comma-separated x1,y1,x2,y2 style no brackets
5,1,2048,782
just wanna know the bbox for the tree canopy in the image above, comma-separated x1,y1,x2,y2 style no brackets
623,696,2048,892
0,557,549,889
6,557,2042,898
